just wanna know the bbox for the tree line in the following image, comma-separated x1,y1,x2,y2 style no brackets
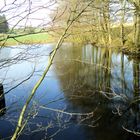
51,0,140,49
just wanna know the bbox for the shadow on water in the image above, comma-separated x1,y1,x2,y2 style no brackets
53,44,140,140
0,83,6,116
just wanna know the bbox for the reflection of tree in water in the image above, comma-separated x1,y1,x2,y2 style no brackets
123,60,140,136
0,83,6,116
54,44,112,109
133,60,140,96
54,44,140,139
55,44,112,93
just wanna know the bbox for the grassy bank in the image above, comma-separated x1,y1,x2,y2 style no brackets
1,26,140,57
0,32,54,46
0,25,134,47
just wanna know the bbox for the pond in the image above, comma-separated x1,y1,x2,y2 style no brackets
0,43,140,140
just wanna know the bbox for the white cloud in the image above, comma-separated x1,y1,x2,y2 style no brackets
0,0,57,28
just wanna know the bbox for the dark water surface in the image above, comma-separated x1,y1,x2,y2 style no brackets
0,43,140,140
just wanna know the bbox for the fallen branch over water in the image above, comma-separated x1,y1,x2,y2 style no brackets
122,126,140,136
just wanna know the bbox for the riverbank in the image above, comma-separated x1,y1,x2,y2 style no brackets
121,46,140,58
0,32,54,46
0,29,140,57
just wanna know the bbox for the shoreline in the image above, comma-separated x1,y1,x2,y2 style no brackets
1,39,140,58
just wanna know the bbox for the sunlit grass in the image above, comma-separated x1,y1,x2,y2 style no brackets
0,32,53,46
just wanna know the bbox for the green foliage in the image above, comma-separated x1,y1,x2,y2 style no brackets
0,15,9,33
0,33,52,46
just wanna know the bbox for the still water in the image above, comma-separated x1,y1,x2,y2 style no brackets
0,43,140,140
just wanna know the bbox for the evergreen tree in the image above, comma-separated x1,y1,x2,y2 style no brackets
0,15,9,33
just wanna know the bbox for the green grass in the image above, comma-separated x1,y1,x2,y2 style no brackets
0,32,53,46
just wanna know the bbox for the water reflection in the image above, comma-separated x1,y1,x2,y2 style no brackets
0,83,6,116
55,44,134,96
54,44,140,140
133,60,140,96
0,44,139,140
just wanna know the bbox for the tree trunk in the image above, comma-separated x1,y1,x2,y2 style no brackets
103,0,111,46
132,0,140,48
135,13,140,47
120,0,126,46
